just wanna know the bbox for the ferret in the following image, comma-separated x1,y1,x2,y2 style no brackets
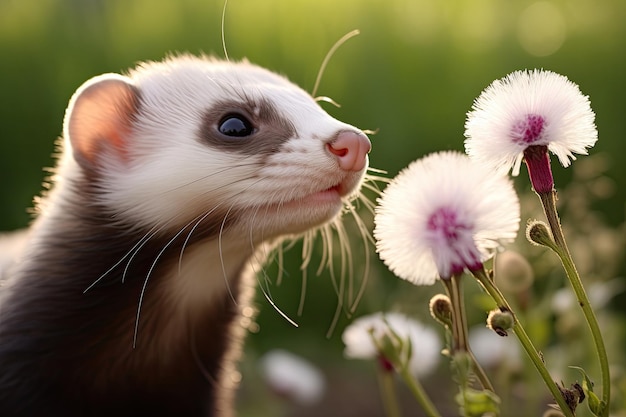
0,55,371,417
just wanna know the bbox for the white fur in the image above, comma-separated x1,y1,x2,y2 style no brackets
61,56,366,239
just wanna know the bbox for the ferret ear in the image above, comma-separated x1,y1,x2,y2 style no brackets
64,74,140,169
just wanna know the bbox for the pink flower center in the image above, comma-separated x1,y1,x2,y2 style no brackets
426,207,482,277
427,207,468,241
511,114,546,144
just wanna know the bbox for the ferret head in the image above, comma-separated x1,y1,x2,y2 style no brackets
61,55,370,241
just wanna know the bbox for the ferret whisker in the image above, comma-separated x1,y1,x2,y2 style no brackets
178,214,206,277
260,288,299,328
364,170,390,183
366,166,388,175
249,197,301,326
336,217,353,303
311,224,332,276
359,177,387,216
363,173,390,188
346,201,373,313
365,169,390,183
274,244,285,286
338,217,354,301
83,224,162,293
223,178,278,300
133,218,202,348
326,222,347,339
218,204,238,305
254,199,302,326
177,173,267,279
311,29,360,99
248,204,274,301
220,0,230,62
167,161,261,194
296,230,316,316
318,224,334,281
300,229,314,272
360,182,384,199
323,227,340,298
177,206,227,276
122,227,164,284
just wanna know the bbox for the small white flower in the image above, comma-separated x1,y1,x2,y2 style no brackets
374,151,520,284
464,69,597,176
469,326,522,369
259,349,325,405
552,278,625,314
342,312,441,377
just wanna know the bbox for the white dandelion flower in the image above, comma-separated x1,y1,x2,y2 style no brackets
259,349,325,405
342,312,441,377
374,151,520,285
464,69,597,193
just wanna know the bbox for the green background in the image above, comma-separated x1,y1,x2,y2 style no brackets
1,1,624,416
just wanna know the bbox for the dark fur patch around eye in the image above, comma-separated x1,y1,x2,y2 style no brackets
198,98,296,155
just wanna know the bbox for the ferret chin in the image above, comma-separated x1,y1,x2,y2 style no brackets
0,54,371,417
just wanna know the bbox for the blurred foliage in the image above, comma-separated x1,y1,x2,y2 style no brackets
1,0,625,416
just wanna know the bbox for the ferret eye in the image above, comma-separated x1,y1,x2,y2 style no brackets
218,114,254,137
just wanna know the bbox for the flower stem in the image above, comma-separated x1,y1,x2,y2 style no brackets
539,190,610,415
443,276,495,393
370,332,442,417
376,364,403,417
472,268,575,417
397,365,442,417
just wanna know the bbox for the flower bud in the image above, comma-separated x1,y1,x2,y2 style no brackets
494,251,534,294
526,220,554,247
429,294,453,328
372,328,404,372
487,309,514,337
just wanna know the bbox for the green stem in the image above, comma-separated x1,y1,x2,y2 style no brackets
442,278,466,352
539,191,610,414
369,331,442,417
472,268,575,417
397,365,442,417
376,365,403,417
443,277,495,393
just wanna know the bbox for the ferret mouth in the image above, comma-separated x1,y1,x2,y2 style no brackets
258,174,362,214
322,183,343,195
295,184,343,205
312,179,357,200
277,182,350,209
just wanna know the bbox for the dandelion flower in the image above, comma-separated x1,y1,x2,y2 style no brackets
342,312,441,377
374,151,520,285
464,69,597,193
259,349,325,404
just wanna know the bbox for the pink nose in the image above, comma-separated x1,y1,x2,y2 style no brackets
327,131,371,172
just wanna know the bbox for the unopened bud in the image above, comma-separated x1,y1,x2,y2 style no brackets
429,294,453,329
487,309,514,337
368,325,403,373
494,251,534,294
526,220,554,247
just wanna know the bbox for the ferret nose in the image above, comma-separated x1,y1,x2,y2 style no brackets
327,131,371,172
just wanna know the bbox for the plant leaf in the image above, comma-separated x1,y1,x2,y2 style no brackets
570,366,607,416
